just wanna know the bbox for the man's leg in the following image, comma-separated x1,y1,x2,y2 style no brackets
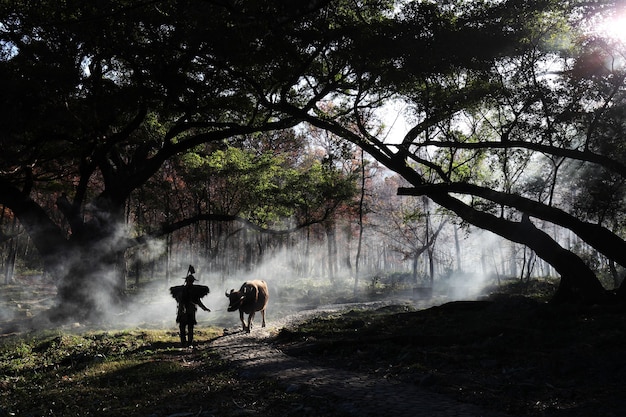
187,324,194,347
179,322,187,347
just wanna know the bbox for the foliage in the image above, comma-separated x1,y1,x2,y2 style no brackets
0,329,208,415
282,0,626,302
0,0,376,313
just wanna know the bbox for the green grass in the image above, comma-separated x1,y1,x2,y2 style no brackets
0,325,347,417
0,328,231,416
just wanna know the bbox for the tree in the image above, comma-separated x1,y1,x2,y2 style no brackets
5,0,624,318
0,0,370,319
392,3,626,302
175,138,358,271
268,0,626,303
371,176,447,286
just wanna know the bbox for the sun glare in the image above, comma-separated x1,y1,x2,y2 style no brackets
597,11,626,43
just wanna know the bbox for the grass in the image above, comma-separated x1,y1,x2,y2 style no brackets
0,325,332,417
0,328,227,416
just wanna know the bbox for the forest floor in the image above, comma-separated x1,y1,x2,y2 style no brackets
1,278,626,416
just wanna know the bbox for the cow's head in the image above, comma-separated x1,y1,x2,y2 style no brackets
225,289,245,311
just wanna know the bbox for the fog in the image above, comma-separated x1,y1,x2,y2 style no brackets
109,233,509,332
0,223,531,334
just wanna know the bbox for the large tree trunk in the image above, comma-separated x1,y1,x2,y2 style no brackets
50,203,129,321
53,244,127,322
2,184,130,321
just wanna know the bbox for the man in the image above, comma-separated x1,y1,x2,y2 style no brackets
170,265,210,347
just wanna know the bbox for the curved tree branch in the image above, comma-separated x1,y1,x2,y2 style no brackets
0,181,69,272
399,140,626,178
422,191,607,302
128,211,333,249
398,182,626,268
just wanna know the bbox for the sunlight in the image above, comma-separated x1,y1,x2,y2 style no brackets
596,10,626,43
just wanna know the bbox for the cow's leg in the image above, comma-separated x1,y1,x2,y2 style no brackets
247,312,255,333
261,309,266,328
239,310,246,331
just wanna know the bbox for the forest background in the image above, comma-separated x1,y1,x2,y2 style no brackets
2,0,626,324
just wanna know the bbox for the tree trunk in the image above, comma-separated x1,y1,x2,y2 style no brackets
325,221,337,283
520,246,527,281
4,238,16,284
608,259,619,289
428,247,435,287
48,214,129,320
2,185,133,321
355,148,366,295
454,226,462,272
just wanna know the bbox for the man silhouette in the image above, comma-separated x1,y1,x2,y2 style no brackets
170,265,210,347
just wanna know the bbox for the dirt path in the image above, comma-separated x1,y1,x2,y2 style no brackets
209,308,510,417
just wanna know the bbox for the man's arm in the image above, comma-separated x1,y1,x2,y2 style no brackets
196,299,210,312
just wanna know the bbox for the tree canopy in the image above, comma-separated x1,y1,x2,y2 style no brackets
290,0,626,303
2,0,626,318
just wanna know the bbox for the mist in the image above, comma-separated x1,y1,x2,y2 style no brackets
1,216,540,335
105,229,515,332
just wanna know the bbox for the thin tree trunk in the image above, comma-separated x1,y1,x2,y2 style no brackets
5,238,16,284
428,247,434,287
454,226,461,272
325,221,336,283
355,148,366,294
609,259,619,289
520,246,527,281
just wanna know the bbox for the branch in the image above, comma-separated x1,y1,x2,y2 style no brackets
406,190,605,302
397,140,626,178
122,116,301,199
0,228,23,244
398,182,626,268
128,212,331,248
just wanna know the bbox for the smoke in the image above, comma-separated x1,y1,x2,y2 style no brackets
0,298,16,324
117,231,503,331
0,274,58,333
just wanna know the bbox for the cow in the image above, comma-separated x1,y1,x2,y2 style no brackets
225,280,269,333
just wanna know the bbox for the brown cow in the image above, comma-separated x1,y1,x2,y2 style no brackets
225,280,269,333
